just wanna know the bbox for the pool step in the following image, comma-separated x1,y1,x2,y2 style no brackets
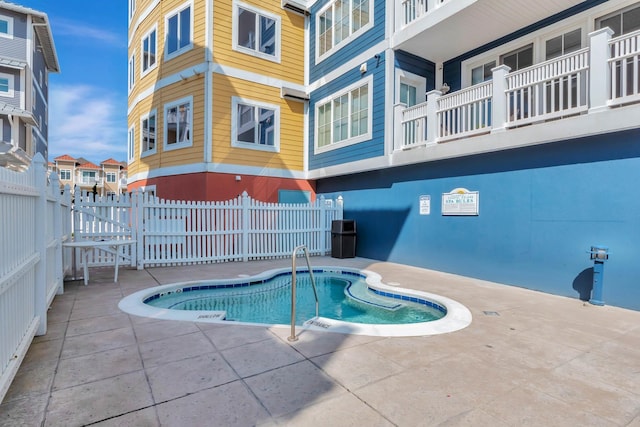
344,281,404,311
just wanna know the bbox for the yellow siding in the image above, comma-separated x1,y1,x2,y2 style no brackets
211,75,304,171
213,1,305,85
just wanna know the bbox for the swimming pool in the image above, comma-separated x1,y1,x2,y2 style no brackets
118,267,472,337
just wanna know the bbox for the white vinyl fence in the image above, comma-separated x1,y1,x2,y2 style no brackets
73,190,343,268
0,154,71,402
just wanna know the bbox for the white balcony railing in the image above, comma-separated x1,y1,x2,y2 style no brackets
399,0,447,28
395,28,640,150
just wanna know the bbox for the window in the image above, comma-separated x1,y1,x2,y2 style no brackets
128,125,135,161
141,110,157,156
317,0,372,60
164,97,192,150
128,53,135,91
234,2,280,62
500,44,533,72
0,73,13,97
142,27,157,74
396,70,426,107
60,169,71,180
315,76,372,152
0,15,13,39
39,70,43,87
81,171,97,184
129,0,136,22
471,61,496,85
166,3,192,59
546,29,582,60
231,97,279,152
596,4,640,37
106,172,117,183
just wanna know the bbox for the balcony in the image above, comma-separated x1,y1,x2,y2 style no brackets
394,28,640,151
393,0,585,63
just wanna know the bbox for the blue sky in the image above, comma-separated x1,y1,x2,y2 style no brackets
17,0,128,163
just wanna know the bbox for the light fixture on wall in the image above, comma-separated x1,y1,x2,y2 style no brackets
440,83,450,94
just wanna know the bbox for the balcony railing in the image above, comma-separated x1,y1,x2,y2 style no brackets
395,28,640,150
398,0,448,28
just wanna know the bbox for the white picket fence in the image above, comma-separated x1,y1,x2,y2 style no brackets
73,190,343,269
0,154,71,402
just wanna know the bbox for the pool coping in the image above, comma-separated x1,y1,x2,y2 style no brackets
117,266,472,337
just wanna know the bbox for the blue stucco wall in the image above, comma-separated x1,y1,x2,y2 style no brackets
317,128,640,310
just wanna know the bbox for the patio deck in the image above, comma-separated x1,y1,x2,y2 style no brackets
1,257,639,426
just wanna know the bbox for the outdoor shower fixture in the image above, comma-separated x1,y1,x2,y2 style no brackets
589,245,609,306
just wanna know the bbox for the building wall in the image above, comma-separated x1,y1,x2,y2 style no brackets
317,128,640,310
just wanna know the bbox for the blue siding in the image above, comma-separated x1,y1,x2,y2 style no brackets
443,0,608,91
395,50,435,90
317,128,640,311
308,55,385,170
309,0,385,83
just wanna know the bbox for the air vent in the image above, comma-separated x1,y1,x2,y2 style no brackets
281,86,309,102
281,0,309,16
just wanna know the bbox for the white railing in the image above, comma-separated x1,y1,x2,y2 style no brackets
0,154,71,403
506,48,589,127
73,190,343,269
399,0,447,28
438,81,493,142
395,29,640,149
608,29,640,107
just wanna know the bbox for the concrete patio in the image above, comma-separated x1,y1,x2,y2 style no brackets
1,257,639,426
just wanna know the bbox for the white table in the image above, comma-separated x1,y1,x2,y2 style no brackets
63,239,136,285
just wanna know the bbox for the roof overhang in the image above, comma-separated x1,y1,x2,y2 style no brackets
0,102,38,126
0,141,31,171
0,57,28,70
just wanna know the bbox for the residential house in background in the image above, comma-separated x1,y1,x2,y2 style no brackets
127,0,640,310
49,154,128,196
0,1,59,169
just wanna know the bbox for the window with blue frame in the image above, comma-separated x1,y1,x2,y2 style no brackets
166,3,191,59
234,2,280,62
316,0,372,61
231,97,279,153
315,76,372,153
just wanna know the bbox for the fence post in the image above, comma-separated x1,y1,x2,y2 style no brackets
490,64,511,133
241,191,249,262
588,27,614,114
134,190,145,269
50,172,64,295
32,154,47,336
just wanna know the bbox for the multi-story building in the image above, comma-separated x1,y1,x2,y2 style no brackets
128,0,640,309
0,1,59,170
50,154,128,196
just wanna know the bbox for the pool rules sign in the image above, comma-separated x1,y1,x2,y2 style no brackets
419,195,431,215
442,188,479,216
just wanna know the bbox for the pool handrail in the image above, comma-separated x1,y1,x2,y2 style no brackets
288,245,319,342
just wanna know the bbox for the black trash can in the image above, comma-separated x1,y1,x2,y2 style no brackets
331,220,356,258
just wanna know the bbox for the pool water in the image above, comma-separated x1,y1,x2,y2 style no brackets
144,271,445,325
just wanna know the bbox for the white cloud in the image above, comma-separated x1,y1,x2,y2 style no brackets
53,19,124,48
48,85,128,162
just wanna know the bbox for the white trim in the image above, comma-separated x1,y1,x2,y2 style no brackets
127,124,136,162
140,24,158,78
315,0,374,64
128,161,307,182
128,51,136,93
231,97,280,153
163,95,193,151
0,14,14,39
232,1,282,64
204,0,214,164
314,74,373,155
140,109,157,158
0,72,14,98
164,0,194,62
128,0,161,46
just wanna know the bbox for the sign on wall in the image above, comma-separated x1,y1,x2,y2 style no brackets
442,188,479,216
419,195,431,215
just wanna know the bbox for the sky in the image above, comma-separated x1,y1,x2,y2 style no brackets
16,0,129,163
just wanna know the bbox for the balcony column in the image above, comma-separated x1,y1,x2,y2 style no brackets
426,90,442,143
588,28,614,114
490,65,511,134
393,103,407,151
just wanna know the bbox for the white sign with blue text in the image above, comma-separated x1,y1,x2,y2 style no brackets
442,188,479,216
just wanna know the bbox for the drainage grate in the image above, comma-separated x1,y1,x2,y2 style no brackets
483,311,500,316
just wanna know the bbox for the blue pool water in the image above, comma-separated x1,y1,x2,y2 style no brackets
144,270,446,325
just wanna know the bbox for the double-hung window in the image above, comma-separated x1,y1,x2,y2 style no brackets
315,75,372,153
317,0,372,60
166,3,192,59
128,53,135,92
60,169,71,181
234,2,280,62
106,172,117,183
141,110,157,156
545,28,582,60
164,97,192,150
0,73,13,97
127,125,135,161
142,26,157,75
0,14,13,39
231,97,279,152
